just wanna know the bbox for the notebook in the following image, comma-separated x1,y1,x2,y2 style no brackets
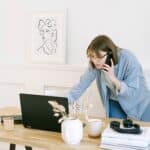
19,93,69,132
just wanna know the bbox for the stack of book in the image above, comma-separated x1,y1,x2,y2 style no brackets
100,125,150,150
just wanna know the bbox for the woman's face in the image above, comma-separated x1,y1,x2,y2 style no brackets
90,51,107,69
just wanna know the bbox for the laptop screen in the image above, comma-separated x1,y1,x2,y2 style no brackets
20,93,69,132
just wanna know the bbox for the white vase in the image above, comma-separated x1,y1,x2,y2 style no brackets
61,117,83,145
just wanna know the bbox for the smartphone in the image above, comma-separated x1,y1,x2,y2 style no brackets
105,53,113,66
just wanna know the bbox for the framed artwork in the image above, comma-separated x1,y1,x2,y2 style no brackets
31,10,66,64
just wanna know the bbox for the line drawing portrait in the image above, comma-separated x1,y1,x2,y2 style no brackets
31,11,66,64
37,18,57,55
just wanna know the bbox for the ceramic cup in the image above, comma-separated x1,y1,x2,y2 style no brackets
87,119,103,138
3,116,14,131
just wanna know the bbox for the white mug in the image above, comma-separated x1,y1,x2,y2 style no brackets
87,119,103,138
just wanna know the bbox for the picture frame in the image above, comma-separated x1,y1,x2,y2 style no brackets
30,10,66,64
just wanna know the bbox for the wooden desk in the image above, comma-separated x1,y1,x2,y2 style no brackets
0,107,103,150
0,123,101,150
0,106,149,150
0,118,149,150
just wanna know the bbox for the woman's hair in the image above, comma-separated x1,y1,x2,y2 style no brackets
87,35,119,68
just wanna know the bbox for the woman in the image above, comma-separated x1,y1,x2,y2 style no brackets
67,35,150,122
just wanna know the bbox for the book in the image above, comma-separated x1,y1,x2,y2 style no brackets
102,125,150,142
100,125,150,150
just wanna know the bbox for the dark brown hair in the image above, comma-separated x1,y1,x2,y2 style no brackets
87,35,119,68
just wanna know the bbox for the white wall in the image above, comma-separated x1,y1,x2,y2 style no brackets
0,0,150,68
0,0,150,116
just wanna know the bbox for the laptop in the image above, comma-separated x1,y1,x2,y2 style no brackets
19,93,69,132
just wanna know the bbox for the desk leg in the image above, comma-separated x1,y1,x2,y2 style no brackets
10,144,16,150
25,146,32,150
9,144,32,150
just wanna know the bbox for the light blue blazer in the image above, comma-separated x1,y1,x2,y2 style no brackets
67,49,150,120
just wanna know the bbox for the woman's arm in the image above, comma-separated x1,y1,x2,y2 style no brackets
115,52,141,99
67,67,96,104
117,64,140,98
102,50,141,98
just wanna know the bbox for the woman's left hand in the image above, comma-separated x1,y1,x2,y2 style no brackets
102,59,121,91
101,59,116,82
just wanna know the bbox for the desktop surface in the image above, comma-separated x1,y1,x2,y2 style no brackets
0,115,150,150
0,123,100,150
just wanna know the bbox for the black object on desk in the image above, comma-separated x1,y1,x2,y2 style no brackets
110,118,142,134
19,93,69,132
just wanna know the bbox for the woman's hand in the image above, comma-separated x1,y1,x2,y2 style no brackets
101,59,115,80
102,60,121,91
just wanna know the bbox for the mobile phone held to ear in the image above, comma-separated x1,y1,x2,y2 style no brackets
105,53,113,66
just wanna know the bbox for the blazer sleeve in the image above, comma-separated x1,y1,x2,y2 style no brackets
116,53,142,99
67,67,96,104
